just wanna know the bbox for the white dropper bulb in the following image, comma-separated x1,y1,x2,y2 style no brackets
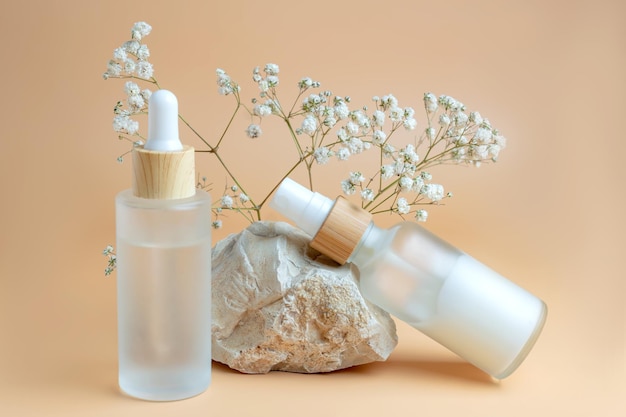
270,178,334,237
144,90,184,151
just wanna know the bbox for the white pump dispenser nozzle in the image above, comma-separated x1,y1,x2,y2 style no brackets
144,90,183,151
269,178,333,237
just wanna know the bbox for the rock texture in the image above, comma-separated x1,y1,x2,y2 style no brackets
211,221,398,374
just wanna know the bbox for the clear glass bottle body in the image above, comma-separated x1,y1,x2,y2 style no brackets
115,189,212,401
349,222,547,379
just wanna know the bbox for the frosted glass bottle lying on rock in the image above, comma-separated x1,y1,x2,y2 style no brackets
270,178,546,379
116,90,212,400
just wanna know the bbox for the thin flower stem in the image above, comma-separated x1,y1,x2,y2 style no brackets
257,151,311,208
283,117,305,158
215,99,242,150
367,186,399,213
212,151,256,208
363,178,400,211
179,115,213,151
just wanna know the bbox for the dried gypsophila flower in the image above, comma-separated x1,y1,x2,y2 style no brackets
104,21,508,235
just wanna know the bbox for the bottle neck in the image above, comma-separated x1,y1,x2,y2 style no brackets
347,222,385,268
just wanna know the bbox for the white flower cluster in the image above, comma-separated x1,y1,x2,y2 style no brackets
216,69,239,96
212,184,252,228
210,62,506,222
104,23,508,230
102,245,117,276
425,93,507,166
103,22,154,80
254,63,280,93
112,81,152,137
104,22,159,162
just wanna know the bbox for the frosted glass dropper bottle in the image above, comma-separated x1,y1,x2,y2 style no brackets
270,178,547,379
115,90,212,400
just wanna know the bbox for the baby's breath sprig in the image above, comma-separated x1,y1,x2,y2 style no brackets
102,245,117,276
103,22,506,232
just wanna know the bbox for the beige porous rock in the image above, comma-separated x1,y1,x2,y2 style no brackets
211,221,398,374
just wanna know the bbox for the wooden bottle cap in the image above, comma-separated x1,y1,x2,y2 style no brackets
310,196,372,265
132,145,196,199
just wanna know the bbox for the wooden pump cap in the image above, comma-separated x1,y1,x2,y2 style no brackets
132,145,196,199
310,196,372,265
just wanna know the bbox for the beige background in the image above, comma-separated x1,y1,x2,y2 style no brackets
1,0,624,415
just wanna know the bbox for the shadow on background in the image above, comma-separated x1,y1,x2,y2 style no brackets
212,358,497,386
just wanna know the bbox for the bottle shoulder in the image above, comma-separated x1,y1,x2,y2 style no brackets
116,188,211,209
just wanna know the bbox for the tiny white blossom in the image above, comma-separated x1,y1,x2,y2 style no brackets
422,184,444,201
123,59,136,74
453,111,469,129
337,148,350,160
400,144,419,163
264,63,279,75
266,75,279,87
136,61,154,79
313,147,332,164
127,119,139,135
381,94,398,109
341,179,356,195
212,220,223,229
252,66,262,82
469,111,483,125
348,137,366,154
403,118,417,130
372,110,385,126
383,143,395,158
349,171,365,185
113,47,127,61
253,104,272,117
389,106,403,122
372,130,387,145
399,176,413,192
353,110,370,129
122,40,140,54
299,77,313,88
424,93,438,112
474,127,492,144
258,80,269,92
412,176,424,193
113,115,139,135
131,22,152,41
220,195,234,208
493,133,507,148
415,209,428,222
323,115,337,127
124,81,140,96
337,127,350,141
141,89,152,101
396,197,410,215
246,124,262,138
301,115,317,135
106,60,122,77
346,121,359,135
239,193,250,203
438,95,463,111
361,188,375,202
334,101,350,120
425,127,436,141
439,114,451,126
136,44,150,60
381,164,395,180
127,94,145,111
